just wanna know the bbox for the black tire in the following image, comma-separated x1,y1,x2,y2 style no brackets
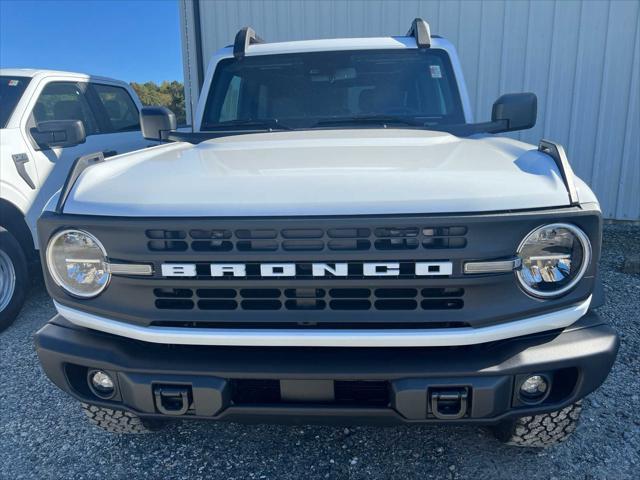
492,401,582,447
81,403,165,434
0,227,28,332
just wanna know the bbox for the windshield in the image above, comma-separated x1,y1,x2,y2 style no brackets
201,49,465,130
0,76,31,127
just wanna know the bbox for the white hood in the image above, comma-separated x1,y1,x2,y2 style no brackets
64,129,574,217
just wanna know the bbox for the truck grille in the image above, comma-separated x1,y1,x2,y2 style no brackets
153,287,465,312
40,210,600,331
146,225,467,252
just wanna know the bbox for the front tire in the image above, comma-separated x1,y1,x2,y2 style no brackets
492,401,582,447
0,227,28,332
81,403,165,434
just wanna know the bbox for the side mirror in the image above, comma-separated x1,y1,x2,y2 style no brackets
490,93,537,133
140,106,177,141
31,120,86,149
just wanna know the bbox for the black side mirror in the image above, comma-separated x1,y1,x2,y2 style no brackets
32,120,86,149
140,106,177,141
490,93,537,133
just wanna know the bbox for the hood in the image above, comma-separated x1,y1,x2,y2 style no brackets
64,129,573,217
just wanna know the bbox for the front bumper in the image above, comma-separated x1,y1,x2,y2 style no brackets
35,312,618,425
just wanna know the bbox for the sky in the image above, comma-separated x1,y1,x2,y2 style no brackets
0,0,183,83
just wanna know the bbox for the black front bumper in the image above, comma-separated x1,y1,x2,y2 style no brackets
35,312,618,425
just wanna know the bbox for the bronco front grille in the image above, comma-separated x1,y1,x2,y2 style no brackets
153,286,465,311
145,225,467,252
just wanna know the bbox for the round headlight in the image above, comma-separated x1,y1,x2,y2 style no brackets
516,223,591,298
46,230,110,298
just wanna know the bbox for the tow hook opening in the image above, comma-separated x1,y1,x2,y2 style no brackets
153,385,191,416
429,388,469,420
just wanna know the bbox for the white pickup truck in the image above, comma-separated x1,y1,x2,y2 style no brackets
0,69,154,329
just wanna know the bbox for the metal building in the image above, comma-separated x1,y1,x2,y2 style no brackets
180,0,639,220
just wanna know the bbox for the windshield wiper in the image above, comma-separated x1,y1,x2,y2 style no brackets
313,115,425,128
204,119,295,131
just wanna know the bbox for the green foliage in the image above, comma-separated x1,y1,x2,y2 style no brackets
130,81,187,125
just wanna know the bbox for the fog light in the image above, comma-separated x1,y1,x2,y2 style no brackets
520,375,548,398
89,370,115,398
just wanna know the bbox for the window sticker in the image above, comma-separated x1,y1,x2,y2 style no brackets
429,65,442,79
8,79,20,86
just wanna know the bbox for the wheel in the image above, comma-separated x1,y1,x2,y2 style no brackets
81,403,166,434
0,227,28,332
492,401,582,447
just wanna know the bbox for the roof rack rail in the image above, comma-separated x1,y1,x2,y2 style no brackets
233,26,264,59
407,18,431,48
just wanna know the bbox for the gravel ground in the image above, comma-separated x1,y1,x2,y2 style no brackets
1,224,638,480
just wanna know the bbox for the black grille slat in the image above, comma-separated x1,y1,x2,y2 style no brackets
422,299,464,310
328,239,371,250
330,299,372,310
152,287,466,312
191,240,233,252
196,288,236,298
155,299,194,310
282,240,325,251
241,299,281,310
198,300,237,310
145,224,467,252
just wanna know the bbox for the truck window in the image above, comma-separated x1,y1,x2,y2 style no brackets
31,82,99,135
0,76,31,127
219,76,242,122
91,84,140,132
202,49,465,129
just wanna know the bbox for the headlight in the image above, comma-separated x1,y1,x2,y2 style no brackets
46,230,110,298
516,223,591,298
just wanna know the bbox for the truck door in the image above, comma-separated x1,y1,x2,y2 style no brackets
21,80,151,247
85,82,153,158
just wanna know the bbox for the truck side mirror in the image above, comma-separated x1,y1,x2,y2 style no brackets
140,106,177,141
490,93,537,133
31,120,86,149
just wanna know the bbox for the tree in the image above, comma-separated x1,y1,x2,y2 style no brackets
130,81,187,125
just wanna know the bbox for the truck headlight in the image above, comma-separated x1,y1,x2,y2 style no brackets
516,223,591,298
46,230,110,298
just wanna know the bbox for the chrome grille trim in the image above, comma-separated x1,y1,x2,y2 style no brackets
108,263,154,276
464,258,521,274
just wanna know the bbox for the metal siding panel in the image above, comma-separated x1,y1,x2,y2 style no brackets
543,0,582,144
456,1,483,119
437,0,461,45
498,0,531,141
475,1,506,122
520,0,556,145
591,0,639,218
190,0,639,220
615,5,640,220
567,1,610,185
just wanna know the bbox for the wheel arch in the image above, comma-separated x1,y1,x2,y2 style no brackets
0,199,37,261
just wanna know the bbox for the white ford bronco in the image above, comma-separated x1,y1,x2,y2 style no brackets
0,69,154,329
35,20,618,447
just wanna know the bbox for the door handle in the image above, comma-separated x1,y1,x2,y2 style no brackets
103,150,118,158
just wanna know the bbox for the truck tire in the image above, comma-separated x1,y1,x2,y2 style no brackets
0,227,28,332
492,401,582,447
81,403,165,434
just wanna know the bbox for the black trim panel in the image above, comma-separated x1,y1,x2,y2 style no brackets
35,311,618,424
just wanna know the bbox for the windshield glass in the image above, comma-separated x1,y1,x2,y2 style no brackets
0,76,31,128
202,49,465,130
